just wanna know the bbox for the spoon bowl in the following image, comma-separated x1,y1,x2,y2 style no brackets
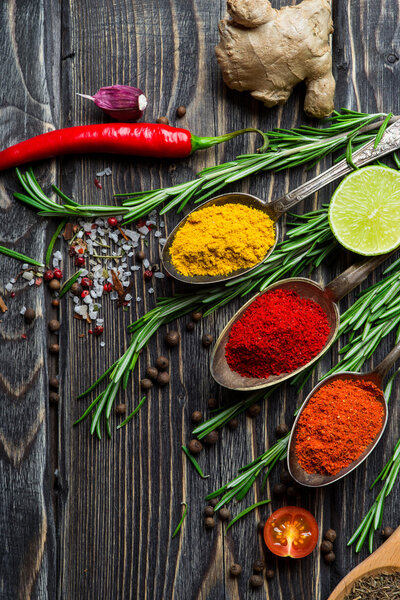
161,192,279,285
287,369,389,488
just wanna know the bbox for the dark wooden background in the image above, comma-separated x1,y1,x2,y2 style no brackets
0,1,399,599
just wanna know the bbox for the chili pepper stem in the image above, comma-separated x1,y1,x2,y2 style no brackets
76,93,94,101
191,128,269,153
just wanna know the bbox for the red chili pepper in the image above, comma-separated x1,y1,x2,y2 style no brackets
0,124,267,171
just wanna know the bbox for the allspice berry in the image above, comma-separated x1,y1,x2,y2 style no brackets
165,330,180,347
49,343,60,355
227,418,239,430
382,526,394,539
219,507,231,521
191,311,202,322
320,540,333,554
208,397,217,409
49,377,59,390
203,430,218,445
176,105,186,118
155,356,169,370
230,564,242,577
286,485,297,498
52,299,60,308
48,319,60,332
324,551,336,565
272,482,287,498
24,308,36,323
204,517,215,529
146,366,158,380
249,575,263,588
188,439,203,454
204,506,214,518
140,378,153,390
49,392,59,403
191,410,203,423
202,334,213,348
115,404,126,415
253,559,264,573
266,568,275,581
48,279,61,291
247,403,261,418
70,282,82,296
156,371,170,386
186,321,195,332
156,116,169,125
209,498,218,507
276,423,289,437
136,250,145,261
324,528,337,543
280,470,294,486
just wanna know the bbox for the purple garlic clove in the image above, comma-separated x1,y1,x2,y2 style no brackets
77,85,147,121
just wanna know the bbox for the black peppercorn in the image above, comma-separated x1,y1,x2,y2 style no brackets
176,105,186,118
286,485,297,498
253,559,264,573
136,250,145,261
382,526,394,539
191,311,202,322
227,418,239,430
204,517,215,529
24,308,36,323
257,521,265,533
191,410,203,423
208,397,217,409
276,423,289,437
115,403,127,415
324,528,337,543
52,299,60,308
230,563,242,577
140,378,153,390
320,540,333,554
247,403,261,418
71,282,83,296
146,366,158,380
49,343,60,355
219,507,231,521
155,356,169,370
280,470,294,486
48,319,60,332
188,439,203,454
202,334,213,347
48,279,61,291
49,392,59,403
204,506,214,518
272,482,287,498
157,371,170,386
324,551,336,565
156,116,169,125
266,568,275,581
165,330,180,347
151,263,160,272
249,575,263,588
49,377,59,390
209,498,218,507
186,321,195,332
203,430,219,445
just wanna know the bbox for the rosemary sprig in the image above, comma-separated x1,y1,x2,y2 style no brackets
182,445,209,479
13,110,395,223
172,502,188,538
59,270,82,298
0,245,44,268
225,499,271,534
76,207,338,438
116,396,147,429
45,219,67,267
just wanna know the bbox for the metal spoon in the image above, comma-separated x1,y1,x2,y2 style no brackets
162,118,400,285
210,253,390,391
287,341,400,488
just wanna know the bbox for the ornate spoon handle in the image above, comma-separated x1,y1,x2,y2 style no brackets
271,118,400,217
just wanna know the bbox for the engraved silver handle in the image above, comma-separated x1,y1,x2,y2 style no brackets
271,118,400,218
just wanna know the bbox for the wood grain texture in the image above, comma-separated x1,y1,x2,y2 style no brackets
1,1,400,599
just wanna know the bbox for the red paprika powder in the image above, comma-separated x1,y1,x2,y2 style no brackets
225,288,330,379
295,379,384,475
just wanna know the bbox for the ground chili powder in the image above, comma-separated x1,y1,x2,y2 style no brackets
225,288,330,379
296,379,384,475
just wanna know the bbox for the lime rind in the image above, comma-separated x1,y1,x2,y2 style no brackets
328,166,400,256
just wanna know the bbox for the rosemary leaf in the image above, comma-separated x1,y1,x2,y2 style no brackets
225,499,271,534
116,396,147,429
0,245,44,267
182,445,209,479
172,502,188,538
45,219,67,266
59,269,82,298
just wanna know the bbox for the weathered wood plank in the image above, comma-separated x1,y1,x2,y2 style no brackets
0,1,60,598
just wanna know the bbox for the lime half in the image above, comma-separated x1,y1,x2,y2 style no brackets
328,166,400,255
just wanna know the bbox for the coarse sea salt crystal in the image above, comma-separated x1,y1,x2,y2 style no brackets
80,269,89,277
110,291,118,300
96,170,106,177
104,167,112,176
73,297,79,304
143,258,150,269
124,230,140,243
154,231,161,238
154,272,165,279
136,296,141,302
149,210,157,220
77,230,84,239
160,221,165,228
5,283,13,292
125,293,132,301
20,306,26,315
22,263,29,270
148,288,154,294
100,341,106,347
138,226,149,235
10,278,16,284
54,250,62,260
83,295,93,304
159,238,167,246
131,265,140,271
52,258,59,268
75,305,88,318
90,290,97,298
122,244,131,251
28,279,35,286
22,271,34,281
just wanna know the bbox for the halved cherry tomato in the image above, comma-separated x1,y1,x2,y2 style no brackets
263,506,318,558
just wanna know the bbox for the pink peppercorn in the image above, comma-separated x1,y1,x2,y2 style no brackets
75,256,85,267
53,268,63,280
144,270,153,280
44,270,54,281
108,217,118,227
103,282,112,292
94,326,104,336
81,290,90,298
81,277,92,288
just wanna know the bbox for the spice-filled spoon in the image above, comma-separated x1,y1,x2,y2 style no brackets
162,118,400,285
287,341,400,488
210,253,390,391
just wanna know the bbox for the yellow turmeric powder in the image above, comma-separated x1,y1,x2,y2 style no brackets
169,203,275,276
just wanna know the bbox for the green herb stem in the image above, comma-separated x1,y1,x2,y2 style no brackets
0,245,44,268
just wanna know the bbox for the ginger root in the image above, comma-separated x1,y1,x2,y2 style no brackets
216,0,335,118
